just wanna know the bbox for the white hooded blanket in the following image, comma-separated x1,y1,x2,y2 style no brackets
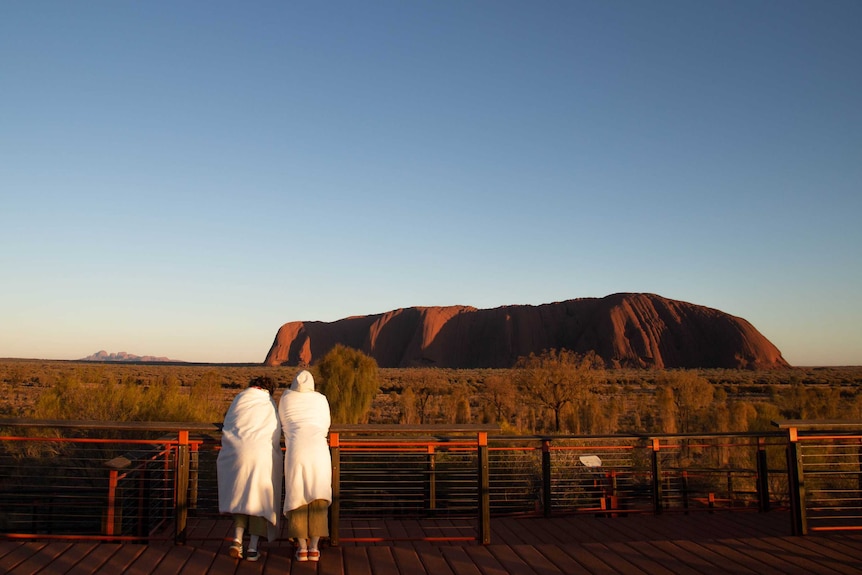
279,370,333,513
217,386,283,533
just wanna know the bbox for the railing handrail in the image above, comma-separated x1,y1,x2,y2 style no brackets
332,423,500,434
772,418,862,431
0,418,790,441
492,431,787,442
0,419,499,434
0,418,224,433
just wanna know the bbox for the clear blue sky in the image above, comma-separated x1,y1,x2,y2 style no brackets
1,1,860,366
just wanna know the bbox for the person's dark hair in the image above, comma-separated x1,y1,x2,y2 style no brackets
249,375,277,395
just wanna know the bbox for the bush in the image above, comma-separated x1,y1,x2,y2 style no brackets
317,345,379,424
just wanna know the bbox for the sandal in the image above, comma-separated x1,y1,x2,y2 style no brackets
308,549,320,562
295,549,308,562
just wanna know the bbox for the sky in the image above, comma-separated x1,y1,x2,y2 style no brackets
1,1,860,366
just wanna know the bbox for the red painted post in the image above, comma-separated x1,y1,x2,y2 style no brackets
426,444,437,513
329,432,341,546
478,431,490,544
105,468,119,536
542,439,552,517
651,438,663,514
786,426,807,535
175,430,190,544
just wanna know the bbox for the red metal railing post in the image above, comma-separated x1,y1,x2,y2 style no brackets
786,426,807,535
478,431,490,544
426,444,437,514
174,430,190,544
103,454,134,538
329,431,341,546
542,438,552,517
651,438,663,514
105,468,119,536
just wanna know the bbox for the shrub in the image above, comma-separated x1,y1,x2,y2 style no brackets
31,372,223,423
317,345,379,424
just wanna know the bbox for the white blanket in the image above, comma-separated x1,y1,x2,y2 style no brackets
217,387,283,533
279,372,332,513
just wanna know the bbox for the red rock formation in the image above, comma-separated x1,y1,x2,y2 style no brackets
263,293,789,369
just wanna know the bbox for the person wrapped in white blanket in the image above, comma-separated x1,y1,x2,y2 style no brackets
217,376,283,562
279,370,332,562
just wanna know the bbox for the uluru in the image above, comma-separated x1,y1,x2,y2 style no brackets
264,293,789,370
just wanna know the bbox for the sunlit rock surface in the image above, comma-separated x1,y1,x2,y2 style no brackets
264,293,789,369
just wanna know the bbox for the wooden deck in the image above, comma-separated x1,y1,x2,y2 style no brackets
3,511,862,574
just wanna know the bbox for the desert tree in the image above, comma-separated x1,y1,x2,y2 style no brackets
481,373,515,425
751,402,781,432
577,390,620,435
775,382,809,419
730,400,758,432
441,380,473,424
400,369,449,424
658,371,714,433
316,344,379,424
771,380,844,420
190,370,223,412
399,386,417,424
708,388,731,433
655,384,677,434
515,349,604,433
846,392,862,419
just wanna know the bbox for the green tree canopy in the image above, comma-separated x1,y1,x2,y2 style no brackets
316,345,379,424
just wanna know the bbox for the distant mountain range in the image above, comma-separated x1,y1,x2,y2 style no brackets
80,350,178,363
265,293,789,370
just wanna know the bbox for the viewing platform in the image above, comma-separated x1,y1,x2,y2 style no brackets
4,512,862,574
3,419,862,573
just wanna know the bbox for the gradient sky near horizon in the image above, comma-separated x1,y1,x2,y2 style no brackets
1,1,860,366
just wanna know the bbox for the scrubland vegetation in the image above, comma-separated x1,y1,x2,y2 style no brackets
371,358,862,435
1,354,861,435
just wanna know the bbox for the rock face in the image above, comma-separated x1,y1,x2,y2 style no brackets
264,293,789,369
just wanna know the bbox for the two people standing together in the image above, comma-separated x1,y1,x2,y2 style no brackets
216,370,332,563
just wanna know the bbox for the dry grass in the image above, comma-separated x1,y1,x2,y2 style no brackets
2,359,861,431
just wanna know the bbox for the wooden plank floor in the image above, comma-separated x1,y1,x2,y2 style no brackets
3,512,862,574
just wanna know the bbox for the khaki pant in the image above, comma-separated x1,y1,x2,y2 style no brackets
286,499,329,539
233,513,268,537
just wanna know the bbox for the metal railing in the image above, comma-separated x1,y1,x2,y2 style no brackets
328,424,495,544
3,418,861,543
774,419,862,534
0,420,218,543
